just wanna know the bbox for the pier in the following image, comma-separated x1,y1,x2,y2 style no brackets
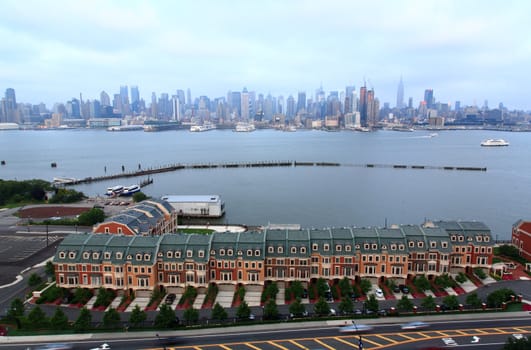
58,160,487,186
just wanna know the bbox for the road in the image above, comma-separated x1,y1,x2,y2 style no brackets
0,314,529,350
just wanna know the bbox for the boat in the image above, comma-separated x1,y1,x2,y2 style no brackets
53,177,78,185
190,122,217,132
105,185,124,196
143,120,183,132
234,122,256,132
120,185,141,196
107,125,143,132
392,126,414,132
481,139,509,147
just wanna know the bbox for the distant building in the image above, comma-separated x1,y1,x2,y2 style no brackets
396,77,404,109
161,195,225,218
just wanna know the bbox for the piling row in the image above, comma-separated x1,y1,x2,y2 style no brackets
60,161,486,186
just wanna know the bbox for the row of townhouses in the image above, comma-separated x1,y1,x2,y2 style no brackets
53,200,494,294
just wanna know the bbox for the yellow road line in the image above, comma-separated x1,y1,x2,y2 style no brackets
359,337,384,347
374,335,397,343
219,345,232,350
417,332,429,338
335,337,359,348
288,340,309,349
455,330,469,335
245,342,262,350
313,338,336,350
397,333,415,340
513,327,527,333
267,341,289,350
436,331,448,337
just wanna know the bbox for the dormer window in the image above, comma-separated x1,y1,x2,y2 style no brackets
69,252,76,259
104,252,111,259
127,254,132,260
451,235,456,241
430,241,436,248
219,249,225,256
254,249,260,256
418,242,424,248
186,250,193,258
210,249,216,255
59,252,66,259
268,246,274,253
441,242,448,248
390,244,397,250
116,252,123,260
93,252,100,260
336,245,342,252
291,246,297,254
198,250,204,258
458,235,464,242
399,244,405,250
136,253,142,260
323,244,330,252
83,252,90,259
355,244,361,249
247,249,252,256
312,243,318,251
345,245,351,252
300,247,307,254
484,236,490,242
409,241,415,248
477,236,483,242
364,243,370,250
167,251,173,258
157,252,163,257
237,250,243,256
144,254,150,261
227,249,233,256
175,251,181,258
277,246,283,254
372,244,377,250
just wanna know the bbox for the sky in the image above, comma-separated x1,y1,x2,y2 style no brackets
1,0,530,110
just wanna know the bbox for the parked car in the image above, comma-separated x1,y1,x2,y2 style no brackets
302,288,308,298
378,309,387,316
399,285,409,294
354,309,363,315
375,288,384,298
165,293,176,304
339,324,373,333
35,344,73,350
90,344,110,350
401,321,429,330
393,286,400,293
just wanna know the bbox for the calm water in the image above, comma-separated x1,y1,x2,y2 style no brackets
1,128,530,239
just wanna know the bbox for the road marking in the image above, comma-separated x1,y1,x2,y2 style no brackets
245,342,262,350
374,334,397,343
397,333,415,340
417,332,430,338
436,331,449,337
288,340,308,349
335,337,359,348
267,341,289,350
218,345,232,350
456,330,469,335
359,337,384,347
313,338,336,350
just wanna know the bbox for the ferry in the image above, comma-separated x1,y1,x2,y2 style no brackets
107,125,143,132
190,122,217,132
105,185,124,196
480,139,509,147
121,185,141,196
234,122,256,132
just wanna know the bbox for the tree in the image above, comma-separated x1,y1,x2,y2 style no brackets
313,297,330,316
211,302,228,321
466,292,483,309
129,304,147,328
132,191,148,202
316,278,330,298
338,277,353,297
45,260,55,279
366,294,379,312
26,306,48,330
77,208,105,226
503,336,531,349
28,273,43,288
443,295,460,310
487,288,515,308
338,296,354,315
290,280,304,299
421,295,436,311
236,301,251,320
183,306,199,325
414,275,430,292
263,299,279,320
7,298,25,320
103,307,121,329
73,307,92,332
72,287,92,304
94,287,113,308
50,307,69,330
360,279,372,295
155,304,176,328
289,297,306,317
397,295,414,312
497,245,520,259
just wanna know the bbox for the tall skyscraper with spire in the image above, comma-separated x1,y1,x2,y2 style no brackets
359,85,368,127
396,77,404,109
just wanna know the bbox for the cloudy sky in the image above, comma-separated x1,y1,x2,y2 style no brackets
1,0,530,110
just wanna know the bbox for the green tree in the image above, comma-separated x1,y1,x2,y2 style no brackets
338,296,354,315
466,292,483,308
211,302,228,321
77,208,105,226
94,287,113,308
155,304,176,328
72,287,92,304
183,306,199,325
73,307,92,332
443,295,460,310
263,299,279,320
7,298,25,320
129,304,147,328
132,191,148,202
365,294,379,312
316,278,330,298
497,245,520,259
45,260,55,279
289,297,306,317
421,295,436,311
487,288,515,308
360,279,372,295
503,336,531,349
28,273,43,288
338,277,353,297
26,306,48,330
37,285,63,304
414,275,430,292
49,188,85,203
103,307,121,329
313,297,331,316
50,307,69,330
397,295,414,312
236,301,251,320
435,274,455,288
290,280,304,299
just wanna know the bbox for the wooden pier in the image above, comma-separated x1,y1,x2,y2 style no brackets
60,161,486,186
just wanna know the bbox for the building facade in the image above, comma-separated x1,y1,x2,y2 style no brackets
54,221,493,294
512,220,531,261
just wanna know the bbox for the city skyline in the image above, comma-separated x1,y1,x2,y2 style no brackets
1,1,530,110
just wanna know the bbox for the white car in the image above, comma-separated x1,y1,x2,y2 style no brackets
401,321,429,330
339,324,373,333
90,344,110,350
375,288,384,298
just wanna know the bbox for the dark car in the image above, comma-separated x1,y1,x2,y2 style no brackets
350,292,358,301
393,286,400,293
165,293,176,304
399,285,409,294
302,288,308,298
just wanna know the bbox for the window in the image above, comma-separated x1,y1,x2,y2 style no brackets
312,244,318,251
175,251,181,258
187,250,193,258
335,244,342,252
441,242,448,248
484,236,490,242
372,244,377,250
144,253,150,261
364,243,370,250
399,244,405,251
83,252,90,259
301,246,307,254
136,254,142,261
458,235,464,242
390,244,397,250
104,227,110,234
210,249,216,255
198,250,204,258
167,251,173,258
255,249,260,256
247,249,252,256
355,244,360,249
451,235,456,241
418,241,424,248
477,236,483,242
430,241,436,248
345,245,351,252
268,246,274,253
219,249,225,256
277,246,283,254
117,227,122,234
227,249,233,256
291,246,297,254
409,241,414,248
323,244,329,252
104,252,111,259
69,252,76,259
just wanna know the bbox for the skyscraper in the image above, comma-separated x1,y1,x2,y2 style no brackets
424,89,434,109
5,88,16,109
131,85,140,113
241,88,250,121
286,95,295,119
396,77,404,109
100,91,111,106
120,86,129,105
296,92,306,114
359,85,368,127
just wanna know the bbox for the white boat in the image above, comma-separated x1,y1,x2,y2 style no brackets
481,139,509,147
105,185,124,196
121,185,141,196
190,122,217,132
107,125,143,132
234,122,256,132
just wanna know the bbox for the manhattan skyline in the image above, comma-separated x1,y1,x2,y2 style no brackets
1,0,530,110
